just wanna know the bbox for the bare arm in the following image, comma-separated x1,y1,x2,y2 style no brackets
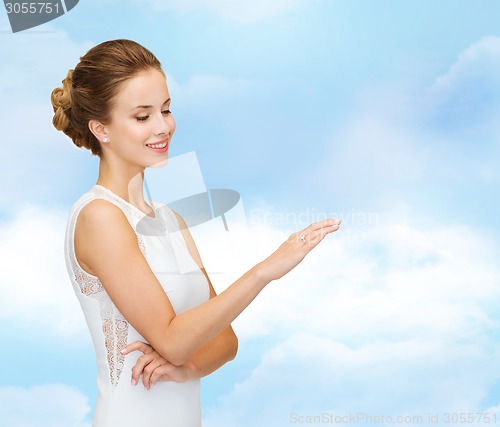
75,199,339,366
123,271,237,389
172,210,238,375
123,209,237,387
181,269,238,378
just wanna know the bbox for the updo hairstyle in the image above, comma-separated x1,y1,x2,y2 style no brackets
50,39,164,156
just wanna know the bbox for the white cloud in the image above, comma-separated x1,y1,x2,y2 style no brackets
203,333,499,427
484,403,500,422
0,205,87,336
424,36,500,133
432,36,500,96
207,218,500,344
195,216,500,426
309,37,500,219
0,384,91,427
132,0,316,24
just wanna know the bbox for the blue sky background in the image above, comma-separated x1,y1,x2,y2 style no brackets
1,1,500,426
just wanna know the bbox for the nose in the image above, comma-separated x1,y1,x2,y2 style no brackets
154,112,172,136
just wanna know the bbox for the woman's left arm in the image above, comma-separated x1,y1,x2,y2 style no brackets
171,209,239,376
122,209,238,388
123,274,237,389
184,267,238,377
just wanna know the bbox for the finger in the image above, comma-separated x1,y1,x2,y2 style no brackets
150,364,174,385
121,340,153,356
142,358,166,389
292,218,340,241
130,353,155,386
306,223,340,247
305,218,341,233
296,221,340,246
313,221,341,237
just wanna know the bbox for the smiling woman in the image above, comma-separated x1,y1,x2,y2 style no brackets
50,39,340,427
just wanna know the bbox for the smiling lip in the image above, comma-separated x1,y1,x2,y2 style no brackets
146,138,169,152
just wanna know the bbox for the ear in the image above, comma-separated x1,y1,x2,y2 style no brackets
88,119,109,143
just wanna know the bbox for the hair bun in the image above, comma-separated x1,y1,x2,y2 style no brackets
50,69,86,148
51,69,74,132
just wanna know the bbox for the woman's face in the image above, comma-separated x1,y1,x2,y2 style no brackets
102,68,175,168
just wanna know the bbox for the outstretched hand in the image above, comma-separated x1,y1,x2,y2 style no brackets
259,218,341,282
121,341,195,390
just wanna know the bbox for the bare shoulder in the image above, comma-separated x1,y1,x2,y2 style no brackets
77,198,137,244
77,198,134,234
75,198,138,274
79,198,125,222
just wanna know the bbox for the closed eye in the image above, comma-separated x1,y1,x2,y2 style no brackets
136,110,171,122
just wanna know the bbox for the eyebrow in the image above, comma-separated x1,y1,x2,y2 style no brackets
131,98,171,111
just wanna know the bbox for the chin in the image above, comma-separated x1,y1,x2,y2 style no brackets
148,157,169,169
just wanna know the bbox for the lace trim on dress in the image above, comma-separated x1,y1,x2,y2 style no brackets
69,196,147,391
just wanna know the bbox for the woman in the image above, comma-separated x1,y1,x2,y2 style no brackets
51,39,340,427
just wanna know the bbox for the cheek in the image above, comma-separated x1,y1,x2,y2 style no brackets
128,124,150,141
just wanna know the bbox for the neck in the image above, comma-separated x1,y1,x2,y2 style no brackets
96,157,147,207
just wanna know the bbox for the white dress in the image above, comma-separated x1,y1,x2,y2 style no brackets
64,184,210,427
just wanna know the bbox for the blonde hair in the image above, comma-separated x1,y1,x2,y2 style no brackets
50,39,164,156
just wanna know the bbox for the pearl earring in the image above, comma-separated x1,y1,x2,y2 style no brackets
102,137,108,143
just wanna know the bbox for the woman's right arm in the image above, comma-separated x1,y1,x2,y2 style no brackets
75,199,340,366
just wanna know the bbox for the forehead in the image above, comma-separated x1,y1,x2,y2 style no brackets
112,69,169,110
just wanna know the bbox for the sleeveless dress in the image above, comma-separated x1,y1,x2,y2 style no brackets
64,184,210,427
